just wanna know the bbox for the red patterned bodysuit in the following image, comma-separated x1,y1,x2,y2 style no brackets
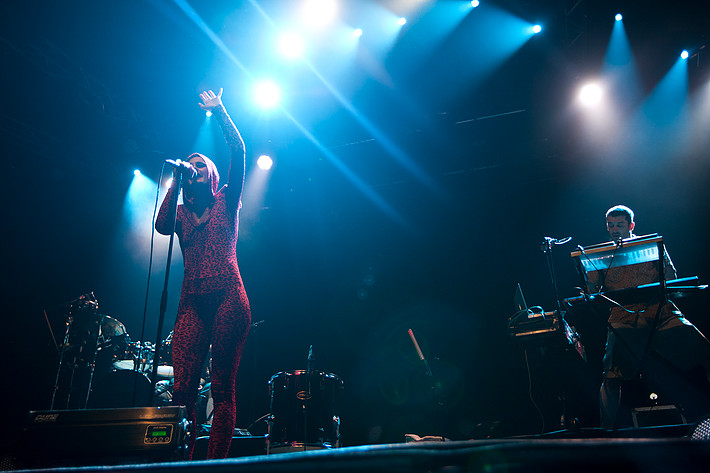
156,104,251,459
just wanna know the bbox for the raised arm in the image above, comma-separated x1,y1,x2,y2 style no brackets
199,89,246,212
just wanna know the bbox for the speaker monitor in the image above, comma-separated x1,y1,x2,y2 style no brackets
16,406,189,468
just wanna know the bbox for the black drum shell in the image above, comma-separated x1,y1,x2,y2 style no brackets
87,370,153,409
268,370,343,449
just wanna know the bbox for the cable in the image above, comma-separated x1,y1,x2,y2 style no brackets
524,349,546,435
132,163,169,407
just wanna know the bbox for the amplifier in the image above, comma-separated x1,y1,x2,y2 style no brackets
16,406,189,468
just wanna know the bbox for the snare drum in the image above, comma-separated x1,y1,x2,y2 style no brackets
267,370,343,452
112,341,153,373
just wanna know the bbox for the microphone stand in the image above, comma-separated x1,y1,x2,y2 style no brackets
541,237,563,313
145,171,184,406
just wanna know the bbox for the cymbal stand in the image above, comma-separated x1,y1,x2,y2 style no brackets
49,293,101,410
50,318,72,410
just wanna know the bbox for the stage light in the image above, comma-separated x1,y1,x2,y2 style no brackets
164,177,173,188
471,0,480,7
353,28,363,38
133,169,142,177
205,111,212,117
579,83,603,107
532,24,542,34
398,17,407,26
257,155,273,171
680,50,689,60
302,0,337,27
278,33,304,59
253,80,282,109
615,13,623,22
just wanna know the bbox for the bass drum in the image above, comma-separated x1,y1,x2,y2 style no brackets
267,370,343,453
87,370,153,409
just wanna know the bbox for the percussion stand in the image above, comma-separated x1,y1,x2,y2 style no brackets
50,295,101,410
147,171,184,407
249,320,266,429
50,316,72,410
302,346,314,451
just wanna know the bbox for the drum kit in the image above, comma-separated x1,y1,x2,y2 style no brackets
87,316,179,409
89,322,345,451
50,293,192,411
52,294,345,452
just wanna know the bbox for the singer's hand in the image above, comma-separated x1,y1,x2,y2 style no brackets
198,88,223,112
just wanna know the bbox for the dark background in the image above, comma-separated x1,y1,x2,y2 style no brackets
2,0,709,447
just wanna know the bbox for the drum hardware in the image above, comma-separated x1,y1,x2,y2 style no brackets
50,293,103,410
49,300,179,410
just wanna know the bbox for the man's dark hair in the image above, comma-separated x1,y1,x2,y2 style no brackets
606,205,634,225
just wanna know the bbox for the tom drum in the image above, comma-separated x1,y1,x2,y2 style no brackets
267,370,343,452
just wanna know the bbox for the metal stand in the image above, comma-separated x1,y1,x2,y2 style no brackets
50,293,101,410
541,236,570,313
147,171,184,406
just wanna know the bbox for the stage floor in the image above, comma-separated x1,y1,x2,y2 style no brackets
6,423,710,473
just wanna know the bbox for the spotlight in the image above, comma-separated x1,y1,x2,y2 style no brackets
680,50,689,60
302,0,337,27
398,17,406,26
579,83,603,107
133,169,142,177
253,80,281,109
205,111,212,117
471,0,480,7
278,33,304,59
164,177,173,188
532,24,542,34
615,13,623,22
257,155,273,171
353,28,363,38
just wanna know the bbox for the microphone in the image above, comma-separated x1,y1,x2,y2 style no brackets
541,236,572,252
545,236,572,245
165,159,198,179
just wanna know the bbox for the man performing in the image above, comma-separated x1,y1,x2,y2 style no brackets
599,205,710,428
156,89,251,459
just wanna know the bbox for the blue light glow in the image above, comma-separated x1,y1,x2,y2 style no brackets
278,33,305,59
257,155,273,170
302,0,337,27
471,0,480,7
253,80,282,109
615,13,623,22
681,50,689,60
532,24,542,34
353,28,363,38
133,169,142,177
398,17,407,26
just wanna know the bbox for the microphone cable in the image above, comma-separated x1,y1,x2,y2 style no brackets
132,163,171,407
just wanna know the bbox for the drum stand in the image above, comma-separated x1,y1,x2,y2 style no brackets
50,294,101,410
